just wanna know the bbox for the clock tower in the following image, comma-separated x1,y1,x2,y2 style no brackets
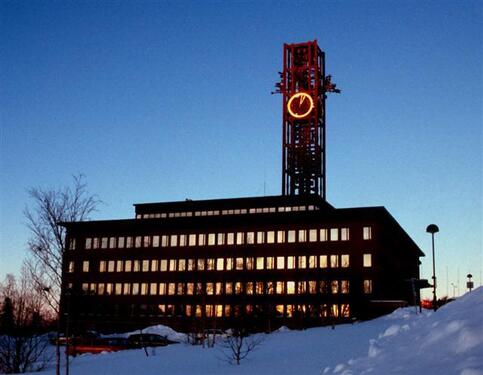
274,40,339,199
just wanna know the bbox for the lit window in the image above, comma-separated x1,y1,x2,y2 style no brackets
298,256,306,269
135,236,142,248
330,255,339,268
126,237,133,248
208,233,216,246
256,257,264,270
133,260,140,272
216,305,223,317
276,281,284,294
170,235,178,247
363,226,372,240
309,229,317,242
341,280,350,294
224,305,231,317
153,236,160,247
85,238,92,250
246,257,254,270
187,259,195,271
236,258,244,270
331,304,339,317
277,256,285,269
275,305,284,317
186,283,193,295
341,255,350,268
246,282,253,294
197,259,205,271
168,283,176,295
160,259,168,272
141,283,148,295
118,237,125,248
319,229,328,242
297,281,306,294
227,233,234,245
116,260,123,272
235,282,243,294
341,228,350,241
308,281,317,294
206,258,215,271
308,255,316,268
109,237,116,248
206,283,214,295
319,255,327,268
185,305,192,317
226,258,233,270
225,282,233,294
267,231,275,243
101,237,108,249
266,281,275,294
277,230,285,243
93,238,99,249
150,283,157,295
288,230,296,243
179,234,187,247
216,258,224,271
143,236,151,247
287,281,295,294
330,228,339,241
256,281,264,294
132,283,139,295
319,280,328,294
236,232,244,245
108,260,115,272
215,282,222,295
105,283,113,295
178,259,186,271
142,260,150,272
287,256,295,269
341,304,350,317
363,253,372,267
81,283,89,293
205,305,214,317
364,279,373,294
123,283,131,295
189,234,196,246
68,261,74,273
256,231,265,244
266,257,275,269
198,234,206,246
125,260,132,272
298,229,306,242
151,259,158,272
169,259,177,271
247,232,255,244
331,280,339,294
99,260,106,272
217,233,225,245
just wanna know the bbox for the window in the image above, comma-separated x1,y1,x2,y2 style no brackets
247,232,255,244
93,238,99,249
330,255,339,268
246,257,254,270
363,226,372,240
68,238,76,250
227,233,234,245
246,282,253,294
151,259,158,272
198,234,206,246
68,261,74,273
109,237,116,248
298,256,306,269
287,281,295,294
206,283,214,295
186,283,193,295
118,237,125,248
216,258,224,271
160,259,168,272
150,283,157,295
168,283,176,295
319,229,328,241
141,283,148,295
287,256,295,269
225,282,233,294
277,256,285,269
331,280,339,294
236,232,244,245
319,255,328,268
309,229,317,242
276,281,284,294
341,254,350,268
135,236,142,248
308,255,316,268
288,230,296,243
179,259,186,271
153,236,160,247
267,231,275,243
298,229,306,242
215,282,222,295
235,282,243,294
133,260,140,272
308,280,317,294
170,235,178,247
108,260,115,272
297,281,306,294
208,233,216,246
266,257,275,269
197,259,205,271
142,260,150,272
99,261,106,272
85,238,92,250
143,236,151,247
364,279,373,294
187,259,195,271
101,237,108,249
341,228,350,241
217,233,225,245
116,260,123,272
132,283,139,295
330,228,339,241
341,304,350,318
206,258,215,271
256,231,265,244
126,237,133,248
226,258,233,271
236,258,244,270
277,230,285,243
256,281,264,294
169,259,177,271
363,253,372,267
125,260,132,272
341,280,350,294
188,234,196,246
256,257,264,270
266,281,275,294
179,234,187,247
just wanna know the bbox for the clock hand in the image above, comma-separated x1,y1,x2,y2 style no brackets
299,95,306,106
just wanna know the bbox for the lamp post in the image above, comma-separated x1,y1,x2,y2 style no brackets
467,274,474,292
426,224,439,311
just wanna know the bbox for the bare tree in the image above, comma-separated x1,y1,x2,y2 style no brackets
0,271,52,373
24,174,100,313
219,327,263,365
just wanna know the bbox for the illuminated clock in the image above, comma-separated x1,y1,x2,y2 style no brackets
287,92,314,119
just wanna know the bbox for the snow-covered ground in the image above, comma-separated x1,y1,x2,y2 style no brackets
27,288,483,375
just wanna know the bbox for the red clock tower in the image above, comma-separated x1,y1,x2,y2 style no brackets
274,40,339,199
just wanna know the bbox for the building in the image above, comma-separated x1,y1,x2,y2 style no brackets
59,41,425,334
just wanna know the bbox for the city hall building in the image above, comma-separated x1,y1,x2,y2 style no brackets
60,41,425,333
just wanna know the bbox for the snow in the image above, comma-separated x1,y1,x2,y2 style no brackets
25,287,483,375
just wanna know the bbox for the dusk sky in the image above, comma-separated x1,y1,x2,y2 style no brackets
1,1,481,299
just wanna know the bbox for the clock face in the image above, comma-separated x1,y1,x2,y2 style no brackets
287,92,314,119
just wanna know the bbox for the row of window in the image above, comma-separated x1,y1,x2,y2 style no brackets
79,303,350,319
70,253,373,274
78,279,374,296
135,204,320,220
72,226,373,251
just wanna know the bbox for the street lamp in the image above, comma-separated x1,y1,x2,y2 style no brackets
426,224,439,311
467,274,474,292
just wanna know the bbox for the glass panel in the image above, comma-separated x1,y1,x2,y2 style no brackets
298,229,306,242
160,259,168,272
256,231,265,244
363,253,372,267
227,233,234,245
125,260,132,272
341,254,350,268
266,257,275,269
236,257,244,270
267,231,275,244
208,233,216,246
309,229,317,242
319,229,328,242
216,258,224,271
246,232,255,244
330,228,339,241
287,256,295,269
298,256,306,269
341,228,350,241
178,259,186,271
287,281,295,294
277,256,285,269
256,257,264,270
319,255,327,268
277,230,285,243
189,234,196,246
363,226,372,240
287,230,296,243
152,236,160,247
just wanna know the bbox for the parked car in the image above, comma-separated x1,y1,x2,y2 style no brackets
67,337,130,356
127,333,169,348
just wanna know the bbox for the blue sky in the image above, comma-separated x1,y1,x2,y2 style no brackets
1,1,481,298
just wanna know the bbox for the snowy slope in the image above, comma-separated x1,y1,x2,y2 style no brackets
26,288,483,375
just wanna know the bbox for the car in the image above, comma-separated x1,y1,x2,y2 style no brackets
127,333,169,348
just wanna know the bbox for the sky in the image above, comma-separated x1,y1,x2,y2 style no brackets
0,0,481,299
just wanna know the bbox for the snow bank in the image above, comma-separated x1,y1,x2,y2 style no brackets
326,287,483,375
103,324,187,343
